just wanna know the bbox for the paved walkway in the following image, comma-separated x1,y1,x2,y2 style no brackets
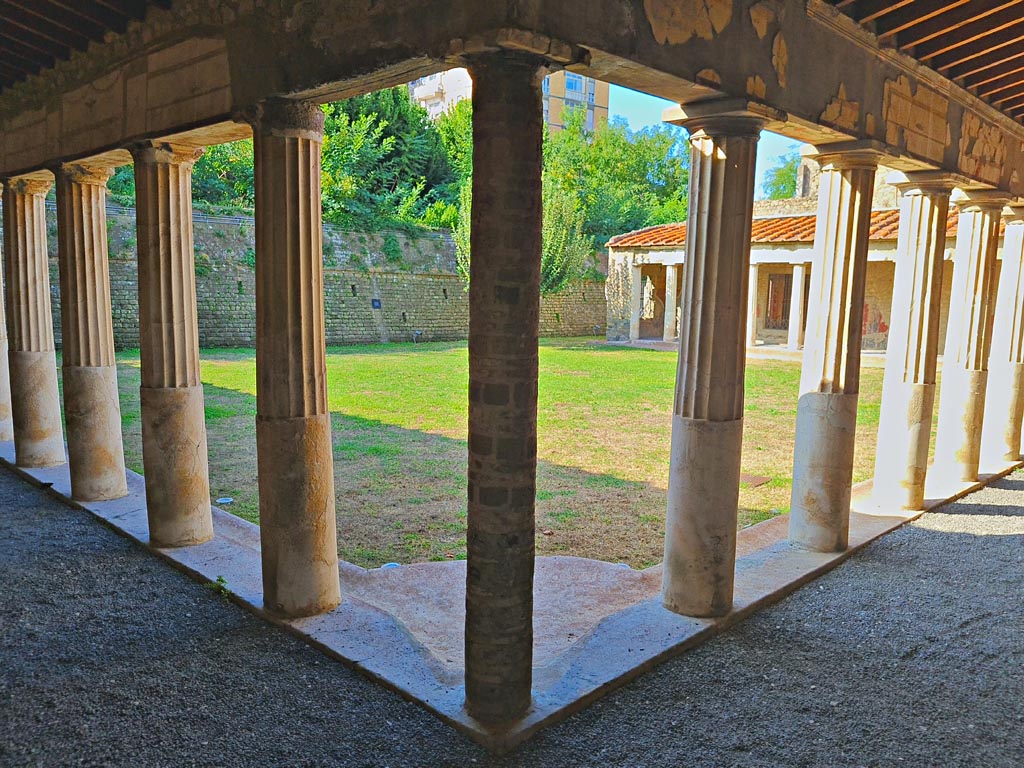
1,468,1021,767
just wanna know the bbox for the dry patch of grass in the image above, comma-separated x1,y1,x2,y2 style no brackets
105,339,911,569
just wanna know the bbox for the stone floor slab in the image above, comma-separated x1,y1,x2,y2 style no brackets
1,439,1019,752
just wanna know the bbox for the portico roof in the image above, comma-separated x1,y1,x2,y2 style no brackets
607,206,1008,249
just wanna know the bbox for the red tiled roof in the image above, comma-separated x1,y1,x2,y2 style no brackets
607,208,1004,249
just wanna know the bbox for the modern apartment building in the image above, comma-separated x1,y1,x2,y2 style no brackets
409,68,609,131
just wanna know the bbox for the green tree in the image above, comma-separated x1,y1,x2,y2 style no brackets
544,108,690,246
331,86,455,226
191,140,254,211
454,173,594,295
762,151,800,200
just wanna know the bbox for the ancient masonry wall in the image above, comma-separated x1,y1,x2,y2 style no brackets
29,205,606,349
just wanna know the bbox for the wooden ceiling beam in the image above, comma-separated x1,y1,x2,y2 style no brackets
947,43,1024,80
975,71,1024,99
913,5,1024,60
875,1,972,42
5,0,107,41
46,0,130,34
0,1,93,50
894,0,1014,49
849,0,916,24
0,35,56,70
929,26,1024,71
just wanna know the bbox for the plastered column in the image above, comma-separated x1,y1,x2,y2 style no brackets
746,263,759,346
663,264,679,341
131,142,213,547
872,173,953,510
464,53,545,724
250,99,341,619
2,177,64,467
54,164,128,501
789,148,879,552
0,218,13,442
662,105,762,618
787,262,807,350
933,190,1007,484
980,208,1024,468
629,265,642,341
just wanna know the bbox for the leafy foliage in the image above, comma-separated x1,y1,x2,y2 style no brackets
544,108,690,247
762,151,800,200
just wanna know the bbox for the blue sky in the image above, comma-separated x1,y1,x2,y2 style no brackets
608,84,800,200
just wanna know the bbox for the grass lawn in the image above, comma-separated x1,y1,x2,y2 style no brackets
104,338,900,569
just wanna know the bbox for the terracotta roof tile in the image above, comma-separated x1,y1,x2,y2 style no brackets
606,208,1007,249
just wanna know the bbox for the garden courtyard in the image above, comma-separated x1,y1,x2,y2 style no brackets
97,338,902,569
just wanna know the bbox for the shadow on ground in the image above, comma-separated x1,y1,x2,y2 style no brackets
0,469,1020,766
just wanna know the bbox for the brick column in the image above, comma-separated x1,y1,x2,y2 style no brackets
661,104,761,617
2,177,65,467
789,148,879,552
54,164,128,501
932,190,1007,485
250,99,341,618
464,53,545,724
872,173,953,510
662,264,679,341
131,142,213,547
787,262,807,350
980,206,1024,468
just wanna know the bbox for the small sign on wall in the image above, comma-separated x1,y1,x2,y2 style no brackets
371,298,382,309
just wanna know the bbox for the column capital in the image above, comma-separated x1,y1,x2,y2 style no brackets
885,170,961,196
664,98,770,137
54,163,114,187
1004,205,1024,224
803,140,885,171
951,187,1014,212
244,98,324,140
129,141,204,168
3,176,53,197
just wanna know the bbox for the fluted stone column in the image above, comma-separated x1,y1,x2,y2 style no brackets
0,226,13,442
787,262,807,350
250,100,341,618
464,53,545,724
872,173,953,510
789,148,879,551
932,190,1008,485
663,265,679,341
131,142,213,547
2,177,64,467
54,164,128,501
980,207,1024,468
662,105,762,617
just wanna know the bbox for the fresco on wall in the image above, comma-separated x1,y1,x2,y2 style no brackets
862,300,889,350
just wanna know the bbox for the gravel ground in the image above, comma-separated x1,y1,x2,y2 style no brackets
1,467,1021,768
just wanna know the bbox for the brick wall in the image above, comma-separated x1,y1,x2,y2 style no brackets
39,205,606,349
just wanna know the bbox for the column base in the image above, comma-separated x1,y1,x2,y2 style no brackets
64,365,128,501
662,416,743,617
0,339,12,441
9,350,65,467
257,412,341,618
872,382,936,511
789,391,858,552
933,368,987,484
980,362,1024,470
140,384,214,547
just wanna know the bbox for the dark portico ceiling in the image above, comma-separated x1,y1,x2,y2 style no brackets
829,0,1024,124
0,0,172,90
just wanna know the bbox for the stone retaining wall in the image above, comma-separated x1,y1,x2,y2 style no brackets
33,205,606,349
